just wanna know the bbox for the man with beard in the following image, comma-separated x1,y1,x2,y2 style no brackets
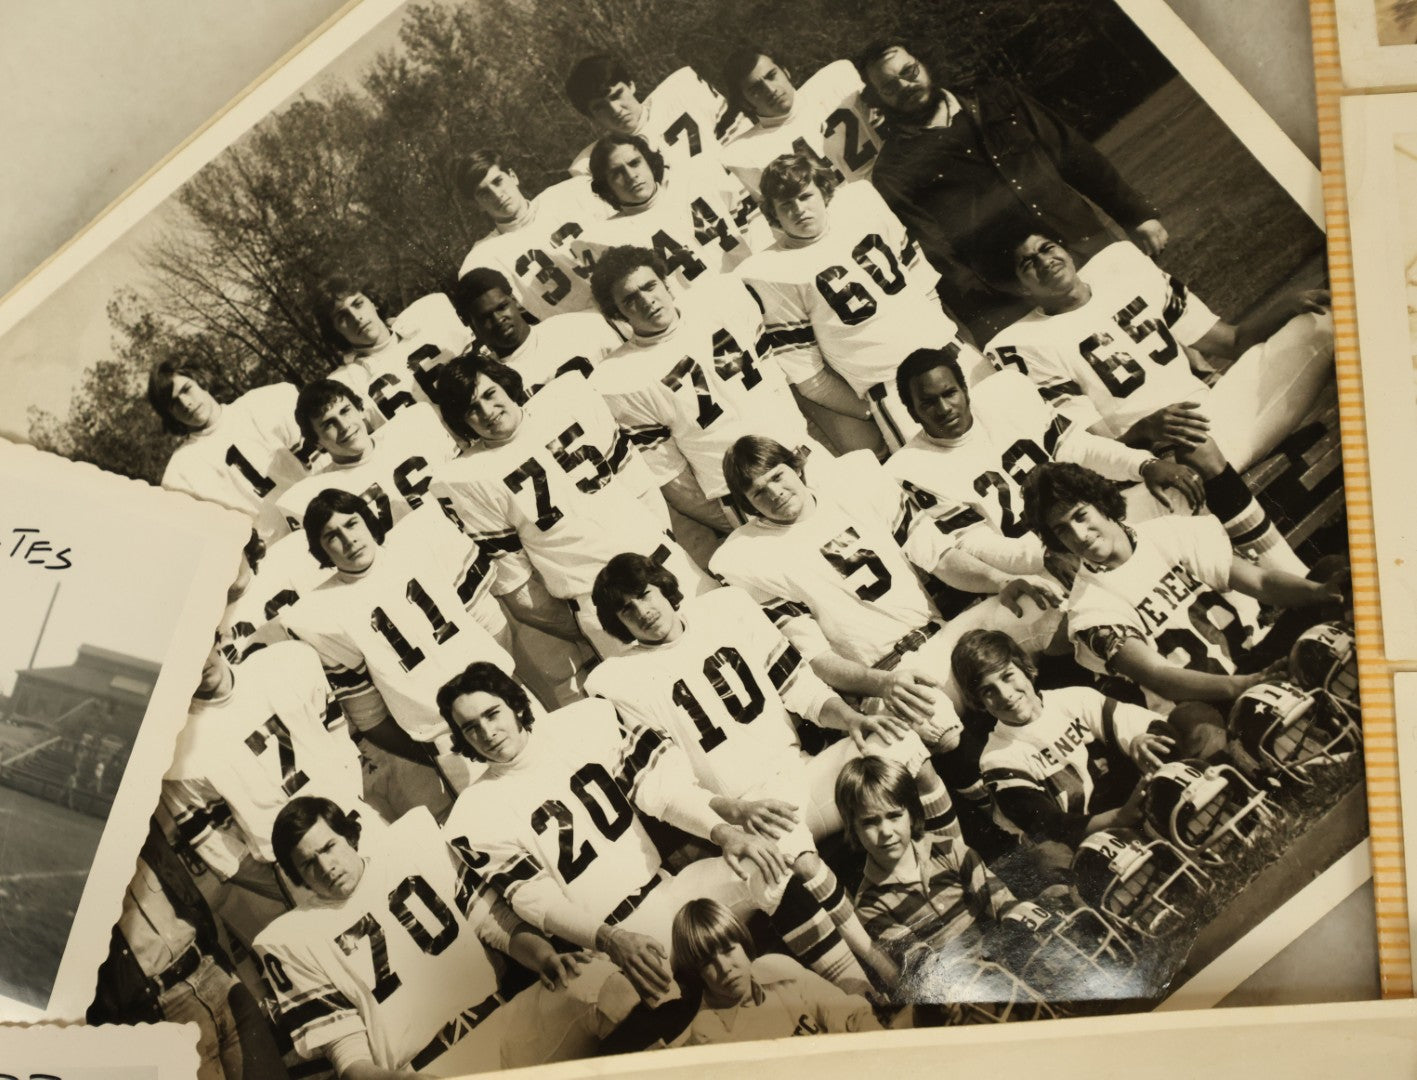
855,40,1166,341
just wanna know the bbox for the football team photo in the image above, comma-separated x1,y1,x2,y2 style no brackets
0,0,1368,1075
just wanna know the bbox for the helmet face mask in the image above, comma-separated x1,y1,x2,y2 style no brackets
1141,760,1283,865
927,956,1062,1023
1071,828,1212,939
1230,679,1361,785
1009,903,1139,997
1288,622,1359,718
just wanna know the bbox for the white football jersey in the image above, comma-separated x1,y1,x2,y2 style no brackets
887,370,1150,544
585,587,835,796
431,374,675,600
721,60,882,198
575,158,766,294
984,243,1221,440
275,403,459,533
222,533,333,662
569,66,748,177
979,686,1159,815
591,275,809,498
161,382,308,523
331,294,473,424
710,451,954,666
444,698,721,939
254,807,518,1071
458,177,611,322
162,642,361,870
1066,516,1262,711
498,311,624,395
279,505,514,741
736,181,963,402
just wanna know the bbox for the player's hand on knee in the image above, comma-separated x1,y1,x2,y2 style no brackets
1292,288,1331,315
713,824,789,886
998,577,1062,617
600,927,672,1001
538,949,595,992
1140,459,1204,514
1132,219,1169,256
1133,402,1210,451
876,670,940,729
849,703,915,748
729,796,799,839
1128,731,1175,773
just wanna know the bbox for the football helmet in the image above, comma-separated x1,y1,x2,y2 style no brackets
1229,679,1361,784
1141,760,1283,863
1071,828,1211,939
916,954,1061,1024
1288,622,1359,717
989,899,1138,1001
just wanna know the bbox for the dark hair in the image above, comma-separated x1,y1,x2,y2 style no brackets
895,346,969,424
433,354,528,444
950,629,1039,714
591,553,684,644
146,358,213,435
454,149,509,200
833,756,925,850
588,132,665,209
758,152,838,229
671,898,756,989
241,529,267,574
976,219,1072,293
295,379,366,446
1021,462,1128,554
315,276,388,352
566,54,635,116
272,796,362,888
589,244,669,321
852,39,916,108
302,488,385,568
720,46,774,118
721,436,808,520
452,267,516,327
437,661,536,762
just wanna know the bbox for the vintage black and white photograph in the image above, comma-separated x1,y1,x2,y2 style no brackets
0,440,246,1023
1332,0,1417,87
0,0,1370,1075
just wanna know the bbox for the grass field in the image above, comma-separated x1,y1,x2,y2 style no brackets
0,782,104,1008
1098,77,1328,320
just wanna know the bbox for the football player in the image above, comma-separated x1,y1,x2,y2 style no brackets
1021,462,1346,711
710,436,1061,746
275,380,459,534
718,48,882,198
737,154,985,451
163,640,370,913
575,134,766,292
889,345,1203,576
430,357,711,659
279,491,520,806
257,797,640,1076
148,359,308,534
588,245,817,532
984,227,1334,573
564,54,745,177
951,629,1228,848
220,530,332,662
587,554,961,984
451,267,623,394
319,279,473,425
455,150,610,322
438,662,873,1005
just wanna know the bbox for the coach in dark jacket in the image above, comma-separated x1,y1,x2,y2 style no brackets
857,40,1165,342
